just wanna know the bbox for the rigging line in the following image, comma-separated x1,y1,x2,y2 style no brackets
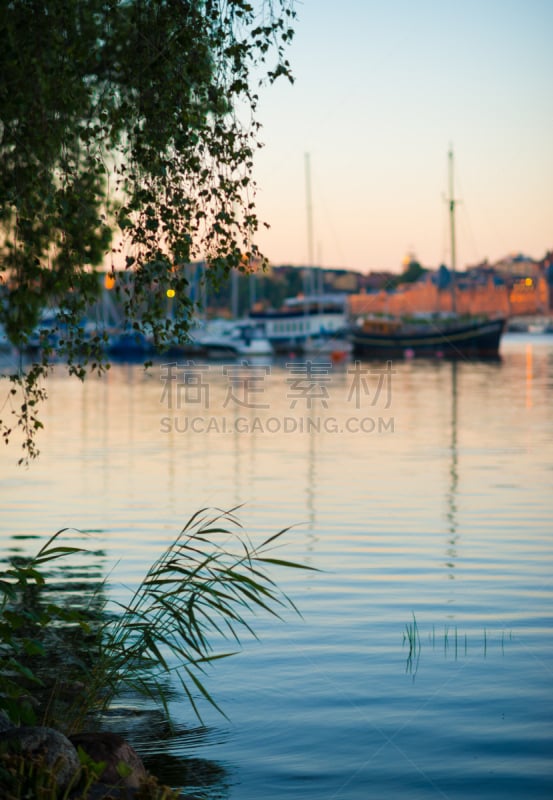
440,194,449,267
310,162,347,268
440,154,451,268
454,160,482,267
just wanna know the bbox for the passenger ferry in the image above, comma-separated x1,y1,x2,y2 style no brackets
249,294,350,355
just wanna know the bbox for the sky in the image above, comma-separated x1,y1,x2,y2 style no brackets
251,0,553,274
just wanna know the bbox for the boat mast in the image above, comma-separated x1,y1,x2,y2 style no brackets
305,153,314,270
448,147,457,314
304,152,316,303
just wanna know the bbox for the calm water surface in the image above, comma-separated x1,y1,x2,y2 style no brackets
1,333,552,799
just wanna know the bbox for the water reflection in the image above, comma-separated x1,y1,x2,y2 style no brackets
2,336,552,800
99,707,230,797
306,405,317,529
525,342,533,409
445,361,459,577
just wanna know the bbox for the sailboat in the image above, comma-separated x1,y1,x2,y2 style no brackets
350,150,506,359
249,153,353,358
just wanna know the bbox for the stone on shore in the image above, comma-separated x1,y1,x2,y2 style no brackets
69,731,148,789
0,725,81,790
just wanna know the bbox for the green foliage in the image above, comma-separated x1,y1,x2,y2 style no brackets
0,508,308,734
0,745,98,800
0,0,297,461
388,260,427,289
1,362,49,465
0,530,100,727
0,746,179,800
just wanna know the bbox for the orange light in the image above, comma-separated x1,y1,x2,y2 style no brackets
104,273,115,290
525,277,533,287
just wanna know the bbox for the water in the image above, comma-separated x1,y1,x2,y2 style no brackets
1,333,552,799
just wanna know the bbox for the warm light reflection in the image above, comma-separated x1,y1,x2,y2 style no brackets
526,342,533,408
104,272,116,290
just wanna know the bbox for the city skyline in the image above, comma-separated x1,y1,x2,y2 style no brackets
251,0,553,274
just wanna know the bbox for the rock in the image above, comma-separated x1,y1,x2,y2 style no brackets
0,725,81,790
0,724,156,797
69,731,148,789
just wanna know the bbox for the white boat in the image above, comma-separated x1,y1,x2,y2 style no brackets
527,318,553,334
249,293,350,355
250,155,351,358
194,319,274,358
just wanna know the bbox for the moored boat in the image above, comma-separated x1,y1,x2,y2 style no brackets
107,330,154,360
249,294,349,354
350,149,506,360
350,314,506,359
193,319,274,358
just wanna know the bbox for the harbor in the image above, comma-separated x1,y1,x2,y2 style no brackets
1,331,552,799
1,2,552,798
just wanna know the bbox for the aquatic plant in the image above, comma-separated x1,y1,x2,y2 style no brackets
0,507,308,734
403,614,513,676
402,613,421,675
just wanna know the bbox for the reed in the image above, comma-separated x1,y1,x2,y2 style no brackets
403,615,512,675
0,507,310,734
402,613,421,674
0,748,179,800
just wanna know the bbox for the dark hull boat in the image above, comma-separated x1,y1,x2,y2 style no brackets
350,315,506,359
352,149,507,360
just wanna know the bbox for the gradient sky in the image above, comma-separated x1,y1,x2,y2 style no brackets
251,0,553,274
